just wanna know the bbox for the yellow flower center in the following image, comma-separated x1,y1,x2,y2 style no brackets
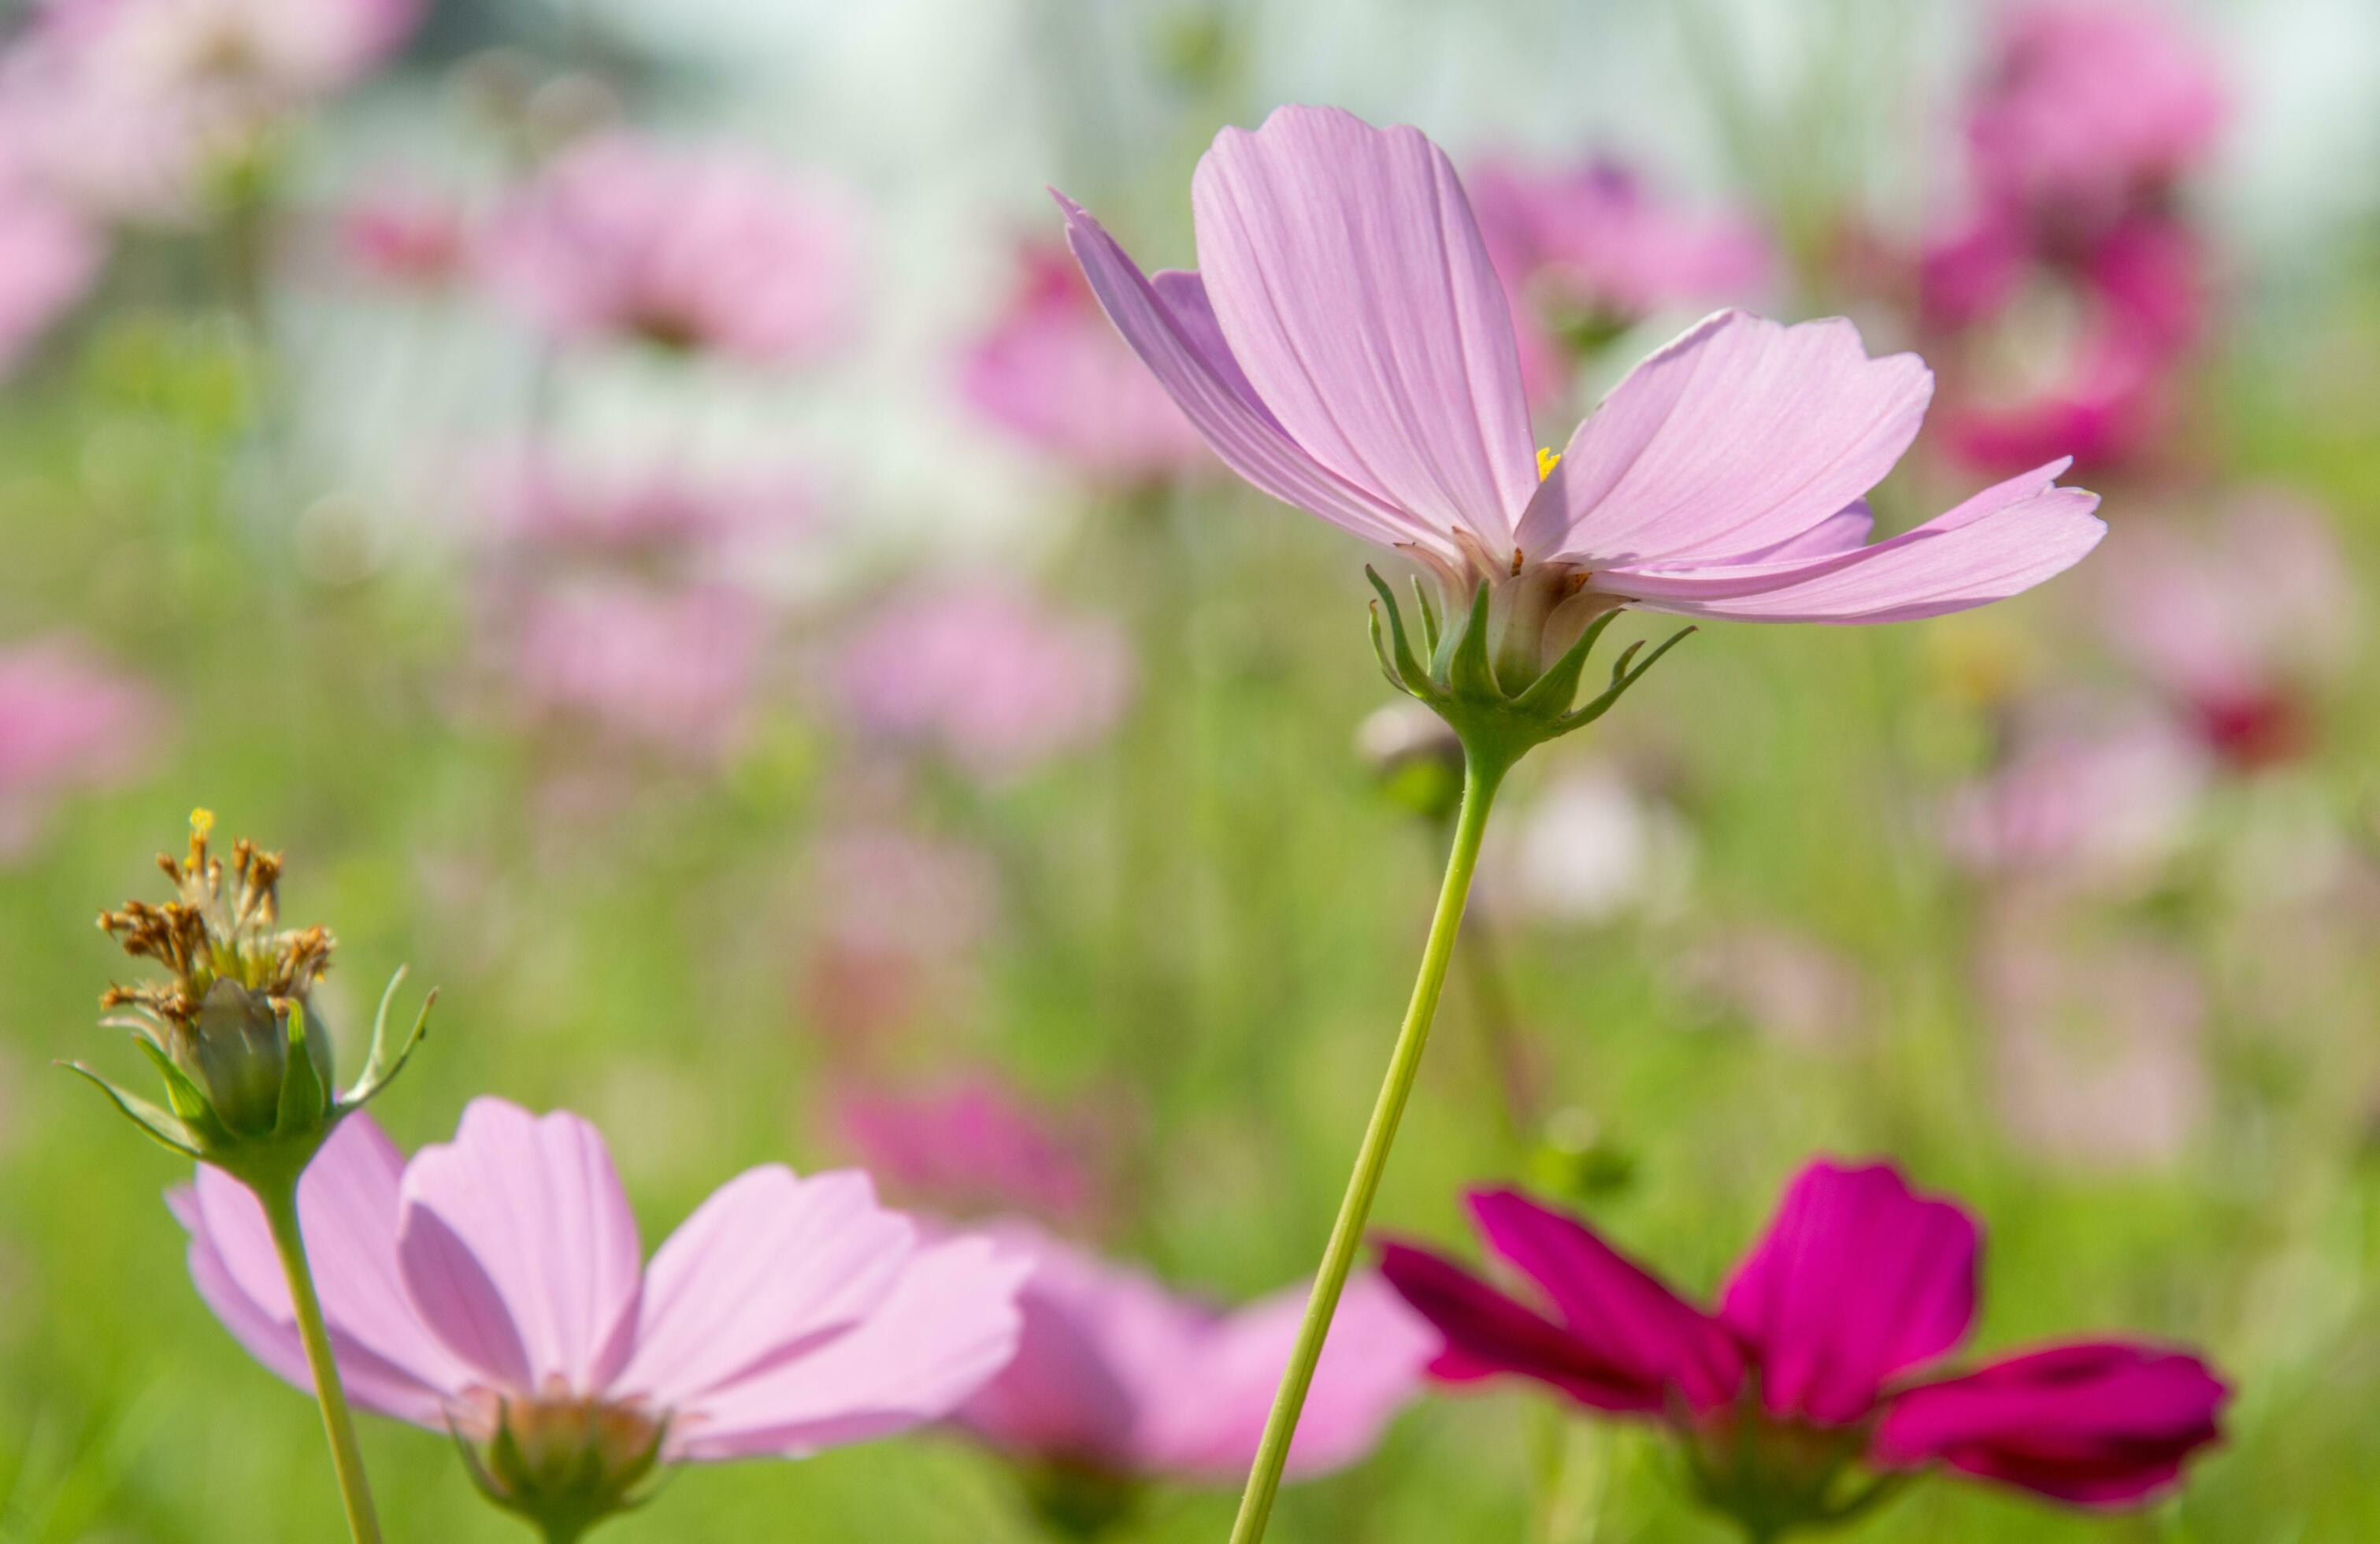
1537,447,1563,481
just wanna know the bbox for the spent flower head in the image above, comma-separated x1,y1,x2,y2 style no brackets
74,811,429,1184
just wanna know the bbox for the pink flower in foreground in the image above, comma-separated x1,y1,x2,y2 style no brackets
1061,106,2103,640
0,170,101,374
959,240,1210,484
175,1101,1028,1525
2097,495,2356,769
0,636,160,858
484,135,861,363
836,1077,1107,1230
1382,1161,2226,1526
1965,2,2227,230
832,583,1133,780
958,1225,1431,1489
1470,156,1772,390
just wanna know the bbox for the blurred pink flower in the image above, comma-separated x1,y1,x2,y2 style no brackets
502,581,769,759
1383,1161,2226,1511
1965,1,2227,231
0,0,421,222
1470,156,1771,395
0,169,101,373
1942,707,2208,893
1980,930,2210,1171
0,636,160,858
484,135,862,363
1677,926,1870,1052
959,240,1210,484
832,583,1132,780
174,1101,1028,1472
2097,495,2356,769
836,1076,1107,1229
1062,106,2104,628
957,1224,1431,1483
480,449,814,577
339,180,471,287
800,823,999,1045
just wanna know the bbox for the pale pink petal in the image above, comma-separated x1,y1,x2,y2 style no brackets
614,1167,918,1409
1193,105,1537,548
1517,310,1933,565
175,1116,473,1424
1057,195,1429,551
673,1236,1029,1460
395,1099,643,1394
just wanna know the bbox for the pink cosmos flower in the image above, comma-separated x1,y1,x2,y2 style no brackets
174,1101,1029,1479
1381,1161,2226,1516
831,583,1133,780
0,169,101,374
2097,495,2356,769
1942,707,2208,894
0,0,421,223
959,240,1210,484
484,135,862,364
957,1224,1432,1485
835,1076,1108,1230
1061,106,2104,633
1965,2,2228,231
502,581,769,760
0,636,161,859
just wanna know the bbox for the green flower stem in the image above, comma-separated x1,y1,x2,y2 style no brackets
1227,746,1511,1544
257,1177,385,1544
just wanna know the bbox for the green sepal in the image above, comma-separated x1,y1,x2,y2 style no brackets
345,971,435,1111
1363,568,1433,700
1551,625,1696,736
1409,576,1442,657
61,1062,201,1158
1444,581,1497,702
1509,608,1624,719
275,1001,332,1138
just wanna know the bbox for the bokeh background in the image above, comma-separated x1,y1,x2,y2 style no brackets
3,0,2378,1538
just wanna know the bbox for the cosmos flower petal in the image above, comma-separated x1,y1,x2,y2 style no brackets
396,1098,643,1393
1057,193,1433,551
1518,310,1933,566
1874,1340,2228,1505
1718,1160,1981,1424
1192,105,1539,548
614,1167,918,1409
1378,1239,1677,1414
671,1236,1030,1460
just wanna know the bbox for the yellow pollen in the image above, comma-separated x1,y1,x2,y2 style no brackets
1537,447,1563,481
190,808,216,840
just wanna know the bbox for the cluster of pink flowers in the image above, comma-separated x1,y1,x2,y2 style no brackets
1919,2,2227,473
836,1076,1111,1230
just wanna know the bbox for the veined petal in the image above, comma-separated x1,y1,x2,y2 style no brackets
395,1099,643,1394
1468,1190,1743,1412
1611,475,2104,622
1192,105,1539,549
1057,194,1437,553
673,1235,1029,1460
613,1167,917,1409
1874,1341,2228,1505
1718,1160,1979,1425
1517,310,1933,565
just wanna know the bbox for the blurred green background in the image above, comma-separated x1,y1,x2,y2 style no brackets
3,0,2378,1539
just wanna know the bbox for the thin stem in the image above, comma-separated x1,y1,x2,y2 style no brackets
258,1179,385,1544
1227,748,1510,1544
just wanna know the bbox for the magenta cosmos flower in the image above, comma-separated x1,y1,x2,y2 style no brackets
485,135,861,364
960,239,1210,485
175,1100,1029,1530
1058,106,2104,658
957,1224,1431,1509
1964,1,2227,228
1381,1160,2226,1531
832,581,1133,781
